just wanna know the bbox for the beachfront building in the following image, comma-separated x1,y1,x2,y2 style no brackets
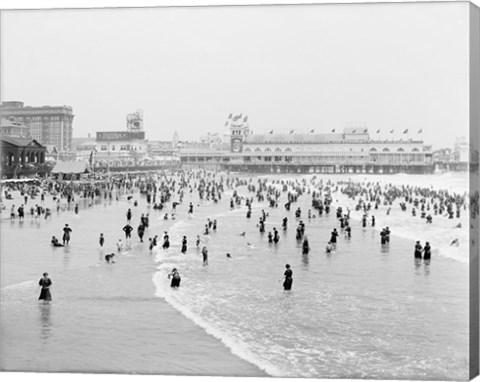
50,160,91,180
0,101,74,152
146,141,180,165
1,137,48,178
94,130,147,165
453,137,469,171
72,138,97,162
93,109,148,167
1,118,31,139
180,123,434,174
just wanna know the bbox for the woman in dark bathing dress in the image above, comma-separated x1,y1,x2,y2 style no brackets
283,264,293,291
38,272,52,302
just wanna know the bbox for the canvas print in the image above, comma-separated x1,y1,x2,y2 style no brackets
1,2,479,380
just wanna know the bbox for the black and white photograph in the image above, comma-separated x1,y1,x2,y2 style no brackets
1,1,479,381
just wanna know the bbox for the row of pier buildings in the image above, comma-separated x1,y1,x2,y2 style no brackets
1,101,471,178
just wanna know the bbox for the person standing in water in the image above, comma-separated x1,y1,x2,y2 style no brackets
202,246,208,266
330,228,338,244
123,223,133,240
302,236,310,255
38,272,52,303
117,239,124,253
168,268,181,288
423,241,432,261
99,233,105,247
162,233,170,250
273,227,279,244
137,223,145,243
414,241,423,259
62,224,72,245
283,264,293,291
181,235,187,253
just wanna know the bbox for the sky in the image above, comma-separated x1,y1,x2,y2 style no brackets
0,2,470,149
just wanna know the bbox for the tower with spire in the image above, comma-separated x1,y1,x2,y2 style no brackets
226,113,250,153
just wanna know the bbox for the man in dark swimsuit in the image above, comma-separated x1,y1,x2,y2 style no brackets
62,224,72,245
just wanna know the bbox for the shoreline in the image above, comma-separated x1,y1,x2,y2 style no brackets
0,172,470,379
0,189,266,377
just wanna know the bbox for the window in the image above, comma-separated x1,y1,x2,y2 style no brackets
111,145,115,151
101,145,107,151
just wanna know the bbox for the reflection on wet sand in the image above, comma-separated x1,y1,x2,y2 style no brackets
38,303,52,342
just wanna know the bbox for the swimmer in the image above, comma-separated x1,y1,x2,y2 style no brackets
326,241,333,253
51,236,64,247
240,232,246,236
168,268,181,288
226,253,232,258
105,253,115,263
450,238,459,246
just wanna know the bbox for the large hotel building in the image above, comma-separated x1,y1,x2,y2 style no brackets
0,101,74,152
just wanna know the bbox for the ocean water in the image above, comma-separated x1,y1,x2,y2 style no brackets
0,172,471,379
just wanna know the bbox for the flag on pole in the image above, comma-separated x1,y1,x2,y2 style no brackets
289,129,294,134
269,130,274,134
228,113,233,119
233,115,240,122
331,129,336,133
403,129,408,134
376,129,380,134
310,129,315,133
417,129,423,134
244,116,248,122
238,113,242,119
225,121,228,127
390,129,394,133
363,129,368,133
352,129,356,133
